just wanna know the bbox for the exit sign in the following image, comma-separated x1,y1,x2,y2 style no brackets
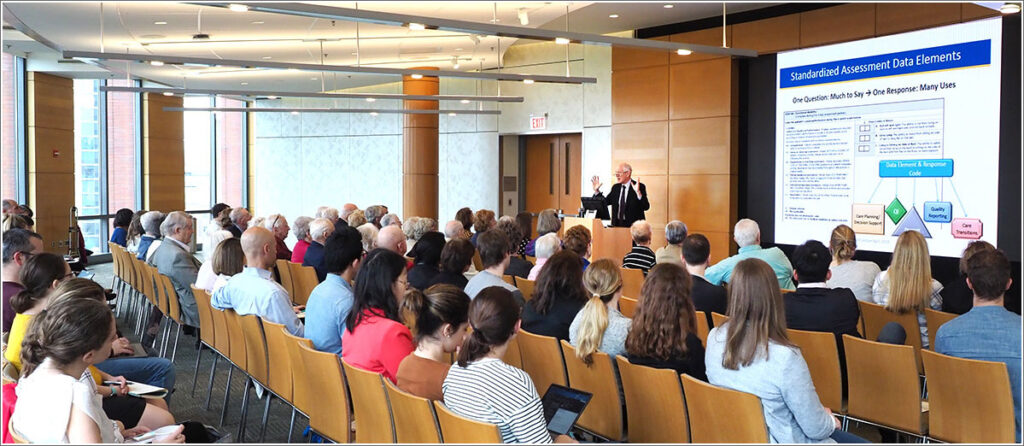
530,115,547,130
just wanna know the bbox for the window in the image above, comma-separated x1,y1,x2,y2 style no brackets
106,78,139,214
215,97,245,207
183,95,212,213
1,52,25,202
74,79,104,254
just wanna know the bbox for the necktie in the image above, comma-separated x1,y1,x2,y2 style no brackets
618,184,627,221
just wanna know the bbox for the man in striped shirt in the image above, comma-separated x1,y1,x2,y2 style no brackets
622,220,657,274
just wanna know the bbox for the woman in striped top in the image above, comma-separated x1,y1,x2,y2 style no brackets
442,287,576,444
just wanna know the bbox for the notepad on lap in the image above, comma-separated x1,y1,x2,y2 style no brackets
105,381,169,399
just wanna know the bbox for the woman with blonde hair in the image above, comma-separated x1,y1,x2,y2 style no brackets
624,263,704,379
706,258,866,443
871,230,943,348
825,224,880,302
569,259,631,364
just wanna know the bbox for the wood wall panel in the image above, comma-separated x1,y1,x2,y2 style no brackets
143,94,184,140
144,174,185,212
668,117,737,176
670,26,733,64
610,121,668,176
611,66,668,124
637,174,668,226
29,173,73,254
612,36,670,70
27,128,73,174
650,228,666,253
402,127,439,175
26,73,74,254
705,230,733,265
732,13,801,54
669,58,736,120
876,3,962,36
143,94,185,211
962,3,1001,21
667,174,734,233
144,137,186,176
800,3,876,48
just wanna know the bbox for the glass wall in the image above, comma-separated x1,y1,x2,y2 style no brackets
1,52,24,202
73,79,104,254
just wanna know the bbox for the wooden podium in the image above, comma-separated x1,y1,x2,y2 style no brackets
562,217,633,266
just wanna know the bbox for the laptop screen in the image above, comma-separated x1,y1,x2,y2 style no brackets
540,384,592,435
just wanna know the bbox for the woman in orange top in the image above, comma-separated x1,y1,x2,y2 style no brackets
396,284,470,401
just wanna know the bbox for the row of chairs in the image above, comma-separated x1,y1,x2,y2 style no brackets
273,260,318,306
499,266,646,303
109,243,186,361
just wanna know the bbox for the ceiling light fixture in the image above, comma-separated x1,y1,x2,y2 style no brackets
240,82,248,85
460,99,470,104
555,37,570,45
163,92,175,96
664,4,674,8
517,8,529,25
365,97,376,102
370,112,379,116
154,21,167,25
251,20,264,24
410,74,423,79
407,22,426,31
267,95,278,99
164,107,502,115
150,60,165,66
676,48,692,56
452,56,460,69
262,56,272,60
100,86,525,103
608,14,619,18
228,4,249,12
448,112,456,116
1001,2,1021,13
291,110,299,115
523,79,534,84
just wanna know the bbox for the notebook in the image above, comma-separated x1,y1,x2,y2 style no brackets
540,384,592,435
104,380,169,399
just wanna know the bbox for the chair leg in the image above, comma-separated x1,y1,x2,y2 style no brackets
204,354,219,410
192,344,203,397
170,324,181,363
288,408,297,443
259,394,272,442
219,365,234,427
237,378,252,442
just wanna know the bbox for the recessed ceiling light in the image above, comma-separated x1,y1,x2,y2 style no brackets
370,112,379,116
411,74,423,79
350,52,358,56
608,14,619,18
291,111,299,115
676,48,692,56
154,21,167,25
251,21,265,25
664,4,674,8
163,92,174,96
262,56,272,60
267,96,278,100
555,37,570,45
460,99,470,104
150,60,165,66
523,79,534,84
240,82,248,85
228,4,249,12
408,22,426,31
365,97,376,102
448,112,456,116
1002,2,1021,13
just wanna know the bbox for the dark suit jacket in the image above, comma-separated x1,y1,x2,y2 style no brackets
784,286,861,339
505,257,534,279
691,275,728,327
595,180,650,227
302,241,328,282
227,224,243,238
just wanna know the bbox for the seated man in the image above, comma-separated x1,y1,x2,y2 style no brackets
783,240,860,339
705,218,795,290
655,220,687,266
682,233,727,325
622,220,656,274
148,211,201,331
227,207,251,238
2,228,44,333
213,226,304,336
464,229,526,308
302,218,335,282
137,211,165,261
935,249,1021,442
305,226,362,355
377,225,408,257
263,213,292,260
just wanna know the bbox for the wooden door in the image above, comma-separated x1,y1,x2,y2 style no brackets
524,133,582,215
557,134,582,213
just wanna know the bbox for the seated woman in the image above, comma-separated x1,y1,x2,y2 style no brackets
527,233,561,281
125,210,146,253
408,232,446,290
521,251,588,340
443,287,575,444
524,209,561,257
826,224,881,302
209,238,245,295
342,249,415,384
194,230,235,292
11,296,184,444
396,284,470,401
705,258,868,443
6,253,75,370
428,239,474,289
569,259,631,361
624,263,705,379
290,216,314,264
109,209,133,248
871,230,943,348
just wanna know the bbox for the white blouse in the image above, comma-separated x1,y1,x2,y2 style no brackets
12,361,124,443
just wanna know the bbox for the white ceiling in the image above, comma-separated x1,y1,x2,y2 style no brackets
2,1,776,92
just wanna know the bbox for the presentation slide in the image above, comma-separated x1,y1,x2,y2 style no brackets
774,18,1002,258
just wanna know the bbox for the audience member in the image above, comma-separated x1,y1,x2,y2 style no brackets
496,218,533,278
109,209,134,247
227,207,251,238
138,211,165,261
527,233,561,281
339,203,358,227
826,225,881,302
207,238,244,295
402,216,422,250
5,253,74,370
206,203,231,245
305,226,363,356
655,220,687,266
871,230,943,348
315,206,340,225
1,198,18,216
785,240,861,342
524,209,560,257
212,227,304,336
396,284,470,401
464,229,526,307
443,220,468,241
10,297,185,443
622,220,656,274
194,230,234,292
428,239,474,289
342,249,414,384
443,287,573,444
148,211,200,337
705,258,865,443
514,212,533,256
455,207,474,234
263,213,292,260
250,216,265,230
1,214,31,232
125,210,147,252
408,232,445,290
706,218,795,290
625,263,706,379
364,205,387,228
563,225,592,270
2,228,44,333
347,209,367,228
470,210,497,246
357,223,379,253
522,251,588,340
377,224,408,257
302,218,335,282
940,240,998,314
570,259,630,361
381,213,401,228
935,249,1021,442
290,216,314,264
681,233,727,326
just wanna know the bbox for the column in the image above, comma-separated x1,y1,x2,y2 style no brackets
402,67,439,220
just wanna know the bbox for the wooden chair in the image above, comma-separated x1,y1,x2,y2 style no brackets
503,335,523,369
560,340,625,441
924,308,957,352
620,267,644,299
921,350,1015,442
261,320,304,441
694,310,710,347
501,274,516,285
525,255,537,264
288,262,318,306
219,309,249,427
615,356,689,443
341,359,396,443
843,334,927,439
206,306,232,413
681,374,769,443
517,330,568,396
515,278,536,301
236,314,271,441
297,342,353,443
8,417,28,444
275,259,296,299
282,328,316,441
472,250,484,272
189,285,217,396
858,300,923,370
155,273,184,361
433,401,502,443
711,312,729,327
618,296,638,318
383,378,442,443
787,329,844,415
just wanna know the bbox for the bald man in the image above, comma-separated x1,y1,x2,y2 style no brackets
377,225,408,256
591,162,650,227
211,226,304,336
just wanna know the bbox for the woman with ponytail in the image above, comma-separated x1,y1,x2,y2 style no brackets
395,284,470,401
443,287,576,444
569,259,631,364
10,297,185,443
825,224,880,302
624,263,706,380
5,252,72,370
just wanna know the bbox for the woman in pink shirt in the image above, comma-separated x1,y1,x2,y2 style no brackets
342,248,414,383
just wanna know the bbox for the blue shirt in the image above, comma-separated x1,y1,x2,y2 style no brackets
935,305,1022,442
304,274,354,355
136,235,157,260
211,267,304,337
705,245,796,290
110,227,128,247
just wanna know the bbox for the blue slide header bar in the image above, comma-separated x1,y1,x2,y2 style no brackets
781,40,991,88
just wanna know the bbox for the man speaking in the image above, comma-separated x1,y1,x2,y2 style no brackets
591,163,650,228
